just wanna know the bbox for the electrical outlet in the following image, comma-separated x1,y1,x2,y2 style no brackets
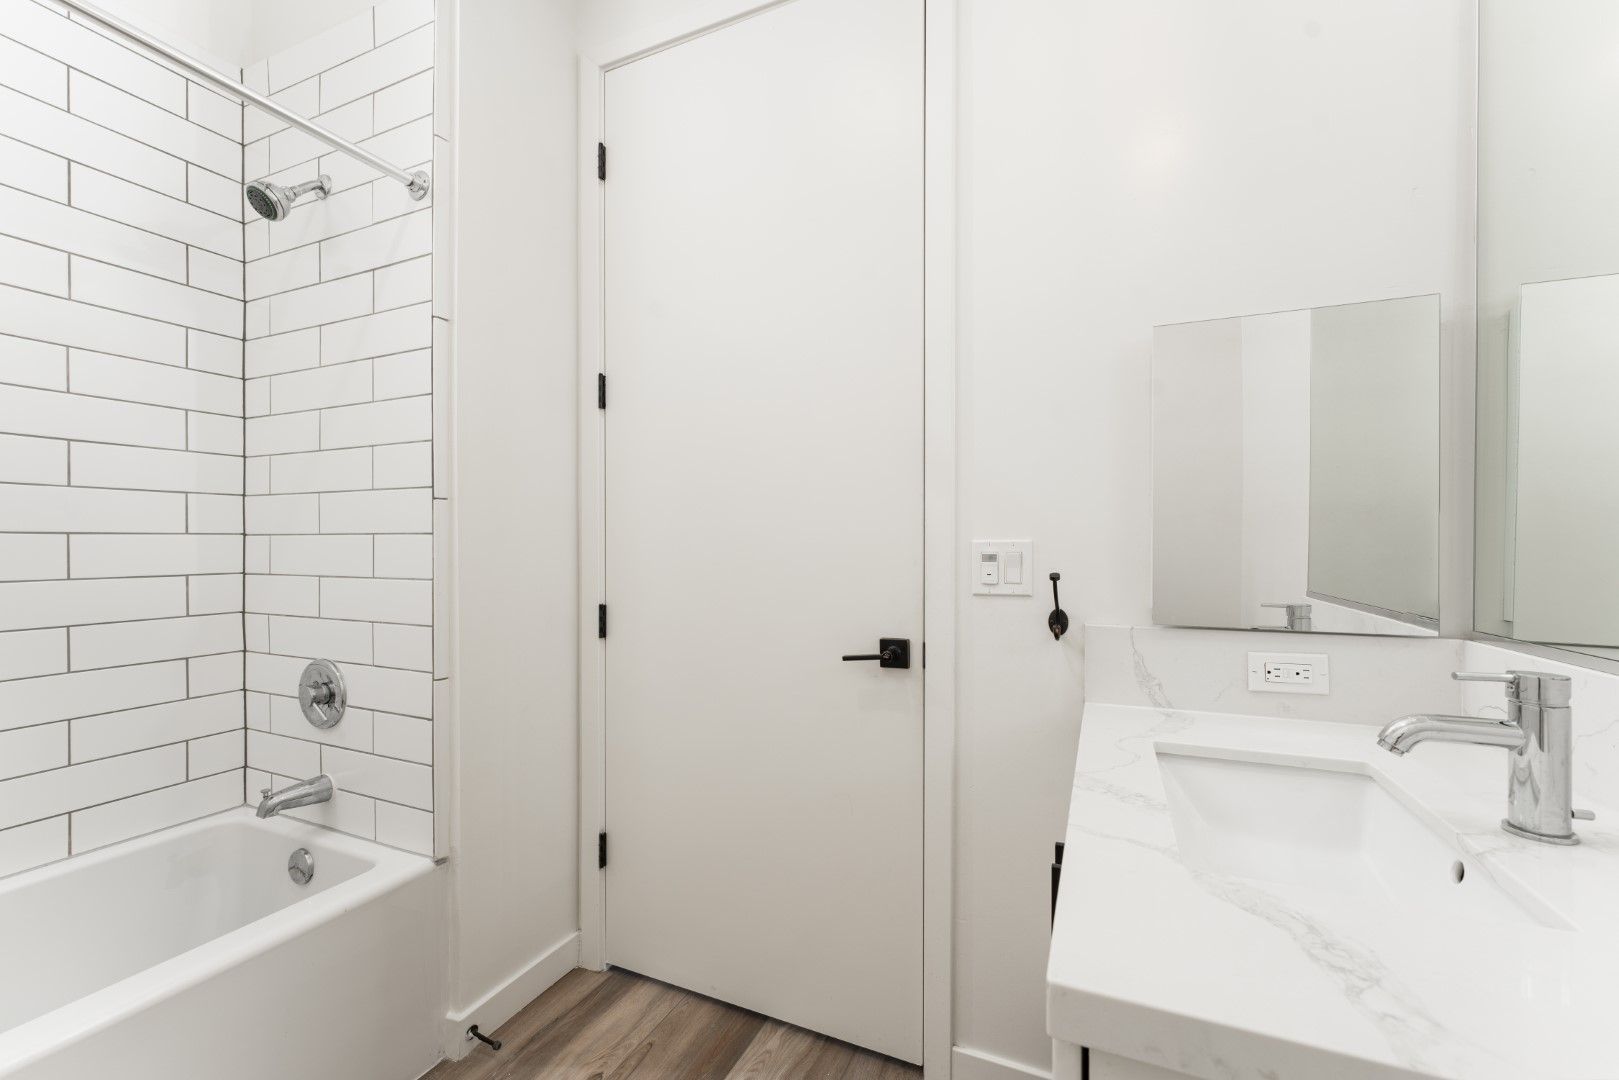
1247,652,1330,695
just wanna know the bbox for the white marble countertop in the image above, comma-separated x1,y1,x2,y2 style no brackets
1047,704,1619,1080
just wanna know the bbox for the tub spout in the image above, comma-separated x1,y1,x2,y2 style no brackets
256,775,334,818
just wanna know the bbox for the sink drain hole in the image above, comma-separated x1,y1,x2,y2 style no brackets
1450,860,1465,884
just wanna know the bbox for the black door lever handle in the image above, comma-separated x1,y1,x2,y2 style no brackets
841,638,910,669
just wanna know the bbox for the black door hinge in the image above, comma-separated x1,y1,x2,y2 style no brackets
597,142,607,181
597,373,606,409
598,604,607,639
598,831,608,869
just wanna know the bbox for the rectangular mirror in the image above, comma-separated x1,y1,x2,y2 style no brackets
1476,2,1619,660
1152,296,1441,636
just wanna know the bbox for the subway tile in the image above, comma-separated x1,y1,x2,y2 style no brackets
246,412,320,456
0,433,67,485
69,443,240,494
374,70,434,133
186,494,243,533
244,77,318,144
71,771,240,853
0,85,184,195
70,350,238,414
245,328,320,378
269,693,371,751
269,97,373,174
0,184,186,284
269,273,373,336
188,652,244,696
343,662,432,718
0,384,184,448
0,576,186,633
321,210,431,280
243,137,269,188
320,745,431,809
0,33,67,107
432,499,448,677
247,730,319,778
189,414,244,456
245,691,269,731
69,72,240,180
187,573,242,615
0,629,67,681
273,360,372,415
371,350,430,401
187,330,242,378
321,577,431,626
319,487,431,534
187,83,241,141
372,711,430,765
245,247,320,302
374,255,430,311
0,234,68,297
244,613,270,652
374,799,432,854
245,492,320,534
246,377,270,418
245,455,270,494
70,614,242,671
373,623,431,671
375,533,431,580
71,691,240,761
371,441,430,489
376,0,435,46
70,534,241,578
0,534,67,582
321,396,431,450
268,615,373,665
245,574,320,617
187,164,241,221
0,335,67,391
322,26,433,112
0,483,185,533
245,651,304,696
188,731,244,777
0,744,185,831
0,660,187,733
431,142,450,316
188,248,243,300
0,724,67,781
270,534,372,577
325,118,431,199
245,298,269,338
280,776,375,837
322,303,429,365
70,165,242,260
71,258,243,338
266,183,372,256
270,446,372,493
0,133,67,202
0,1,186,113
0,816,67,878
268,13,374,93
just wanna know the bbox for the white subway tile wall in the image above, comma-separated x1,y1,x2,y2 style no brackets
242,0,443,858
0,0,246,875
0,0,446,874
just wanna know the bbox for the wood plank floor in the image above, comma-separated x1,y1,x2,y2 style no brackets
425,969,920,1080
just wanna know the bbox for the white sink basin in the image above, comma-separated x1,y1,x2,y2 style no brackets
1156,748,1563,929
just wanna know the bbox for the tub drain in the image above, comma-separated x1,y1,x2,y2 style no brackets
288,847,315,886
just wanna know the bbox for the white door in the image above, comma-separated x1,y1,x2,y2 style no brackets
601,0,924,1062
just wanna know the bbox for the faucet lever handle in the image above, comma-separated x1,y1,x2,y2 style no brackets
1452,671,1517,684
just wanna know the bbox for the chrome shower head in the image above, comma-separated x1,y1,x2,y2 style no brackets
245,174,331,222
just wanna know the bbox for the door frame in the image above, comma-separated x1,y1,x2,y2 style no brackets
575,2,958,1075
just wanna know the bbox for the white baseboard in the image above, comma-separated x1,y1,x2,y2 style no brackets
440,930,581,1061
952,1045,1053,1080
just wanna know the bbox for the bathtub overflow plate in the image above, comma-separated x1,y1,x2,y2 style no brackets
288,847,315,886
298,659,346,729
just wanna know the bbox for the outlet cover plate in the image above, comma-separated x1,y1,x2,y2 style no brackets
1247,652,1330,695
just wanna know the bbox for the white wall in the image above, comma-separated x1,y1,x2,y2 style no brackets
449,0,582,1019
0,0,246,876
956,0,1472,1070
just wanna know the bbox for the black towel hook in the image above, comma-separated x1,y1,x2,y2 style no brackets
1048,572,1069,641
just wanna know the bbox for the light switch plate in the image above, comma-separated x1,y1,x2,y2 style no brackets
1248,652,1330,695
971,540,1033,596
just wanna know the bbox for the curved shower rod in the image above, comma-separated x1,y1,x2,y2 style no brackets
57,0,431,201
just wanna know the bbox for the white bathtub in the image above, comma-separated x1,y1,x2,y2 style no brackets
0,809,442,1080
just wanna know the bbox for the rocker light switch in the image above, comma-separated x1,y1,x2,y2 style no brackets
972,540,1034,596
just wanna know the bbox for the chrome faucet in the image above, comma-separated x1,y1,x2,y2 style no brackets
1378,671,1591,845
256,775,335,819
1259,602,1313,632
